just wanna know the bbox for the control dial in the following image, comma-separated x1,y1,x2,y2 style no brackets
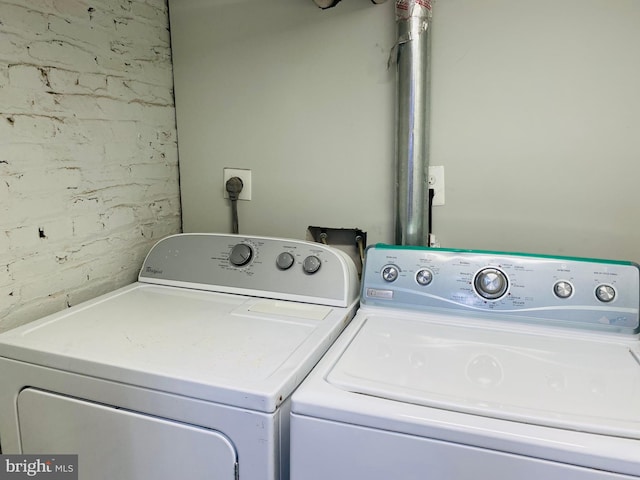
302,255,322,274
474,268,509,300
416,269,433,286
381,265,399,282
595,284,616,303
276,252,295,270
229,243,253,267
553,281,573,299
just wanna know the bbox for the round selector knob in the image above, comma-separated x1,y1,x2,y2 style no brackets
229,243,253,267
553,281,573,299
416,269,433,286
276,252,295,270
381,265,399,283
595,284,616,303
302,255,322,274
474,268,509,300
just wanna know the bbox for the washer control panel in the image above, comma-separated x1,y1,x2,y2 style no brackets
363,245,640,333
139,234,359,307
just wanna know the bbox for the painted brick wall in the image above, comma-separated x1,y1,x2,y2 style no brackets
0,0,181,332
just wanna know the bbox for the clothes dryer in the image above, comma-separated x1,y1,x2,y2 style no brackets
0,233,359,480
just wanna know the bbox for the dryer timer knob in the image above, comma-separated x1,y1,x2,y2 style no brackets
229,243,253,266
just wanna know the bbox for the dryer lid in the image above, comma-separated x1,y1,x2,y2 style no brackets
326,313,640,439
0,284,353,413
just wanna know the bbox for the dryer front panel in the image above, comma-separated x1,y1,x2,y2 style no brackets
18,388,238,480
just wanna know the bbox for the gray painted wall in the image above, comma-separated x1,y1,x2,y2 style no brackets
170,0,640,263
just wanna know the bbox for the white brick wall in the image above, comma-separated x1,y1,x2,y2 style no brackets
0,0,181,332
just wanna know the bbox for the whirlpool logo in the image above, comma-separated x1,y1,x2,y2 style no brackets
0,456,77,480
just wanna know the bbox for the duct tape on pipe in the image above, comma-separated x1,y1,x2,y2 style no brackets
388,0,432,68
396,0,432,20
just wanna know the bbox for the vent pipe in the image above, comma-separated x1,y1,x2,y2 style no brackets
394,0,432,246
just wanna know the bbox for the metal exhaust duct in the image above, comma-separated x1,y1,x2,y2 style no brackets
394,0,432,246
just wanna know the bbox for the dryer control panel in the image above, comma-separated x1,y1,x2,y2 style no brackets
362,245,640,333
139,234,359,307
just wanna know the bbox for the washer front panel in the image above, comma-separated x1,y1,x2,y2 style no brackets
290,415,639,480
362,246,640,333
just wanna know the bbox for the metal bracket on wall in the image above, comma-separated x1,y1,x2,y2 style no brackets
306,226,367,276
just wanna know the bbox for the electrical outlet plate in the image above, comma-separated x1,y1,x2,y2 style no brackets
428,165,445,206
223,168,252,201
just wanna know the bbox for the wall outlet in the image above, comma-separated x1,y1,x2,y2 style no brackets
428,165,445,206
223,168,252,201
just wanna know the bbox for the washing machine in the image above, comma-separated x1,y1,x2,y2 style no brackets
0,233,359,480
290,245,640,479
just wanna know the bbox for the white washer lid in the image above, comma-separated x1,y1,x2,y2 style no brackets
327,313,640,439
0,283,354,412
